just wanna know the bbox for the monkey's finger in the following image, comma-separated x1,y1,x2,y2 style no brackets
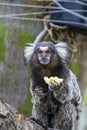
34,89,43,94
49,85,58,91
50,81,58,86
55,77,63,83
34,87,45,96
34,87,43,91
35,88,43,91
35,92,44,96
48,128,60,130
54,80,61,86
47,83,54,87
35,91,47,97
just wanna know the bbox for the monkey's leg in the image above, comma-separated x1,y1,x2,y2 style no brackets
31,86,50,127
32,103,49,127
52,101,77,130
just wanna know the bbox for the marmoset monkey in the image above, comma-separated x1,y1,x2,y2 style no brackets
24,42,82,130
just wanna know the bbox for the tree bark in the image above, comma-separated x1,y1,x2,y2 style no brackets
0,98,45,130
78,35,87,94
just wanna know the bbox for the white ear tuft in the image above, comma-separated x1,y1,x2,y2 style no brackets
24,43,35,64
55,42,69,62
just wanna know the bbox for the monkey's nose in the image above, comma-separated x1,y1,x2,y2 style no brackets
42,52,48,57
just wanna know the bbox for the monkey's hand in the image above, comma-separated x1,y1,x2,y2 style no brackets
34,86,47,102
44,76,63,91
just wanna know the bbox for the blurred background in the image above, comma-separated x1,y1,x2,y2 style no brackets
0,0,87,130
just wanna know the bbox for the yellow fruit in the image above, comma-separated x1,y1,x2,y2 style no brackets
44,76,63,84
17,114,22,121
44,77,50,84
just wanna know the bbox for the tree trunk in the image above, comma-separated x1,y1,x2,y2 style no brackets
76,34,87,130
78,35,87,94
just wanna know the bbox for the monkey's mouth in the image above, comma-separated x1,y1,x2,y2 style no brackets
39,58,50,65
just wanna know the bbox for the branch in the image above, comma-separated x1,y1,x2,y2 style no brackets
0,98,45,130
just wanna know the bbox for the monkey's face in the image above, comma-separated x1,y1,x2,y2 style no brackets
24,41,68,65
36,46,52,65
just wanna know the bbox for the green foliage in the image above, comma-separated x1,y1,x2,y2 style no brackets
0,24,5,61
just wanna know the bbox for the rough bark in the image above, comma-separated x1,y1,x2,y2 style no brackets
0,98,45,130
78,35,87,94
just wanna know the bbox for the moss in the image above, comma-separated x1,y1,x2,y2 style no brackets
18,69,32,116
82,82,87,103
17,92,32,116
69,55,80,76
17,29,36,49
0,24,6,61
2,68,14,88
83,94,87,103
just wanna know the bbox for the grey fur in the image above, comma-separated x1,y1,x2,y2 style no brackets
55,42,69,62
24,43,35,64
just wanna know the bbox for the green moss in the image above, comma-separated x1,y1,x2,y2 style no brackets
69,55,80,76
82,82,87,103
18,30,36,49
18,70,32,116
1,70,12,88
0,24,6,61
18,91,32,116
17,28,34,114
83,94,87,103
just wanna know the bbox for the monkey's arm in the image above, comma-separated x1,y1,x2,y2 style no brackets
30,80,50,127
30,79,49,107
44,71,82,104
67,70,82,105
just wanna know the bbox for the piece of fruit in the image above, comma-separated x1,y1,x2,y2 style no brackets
44,76,63,85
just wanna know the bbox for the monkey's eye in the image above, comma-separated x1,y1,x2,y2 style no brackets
37,50,43,54
37,49,52,54
46,49,52,54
